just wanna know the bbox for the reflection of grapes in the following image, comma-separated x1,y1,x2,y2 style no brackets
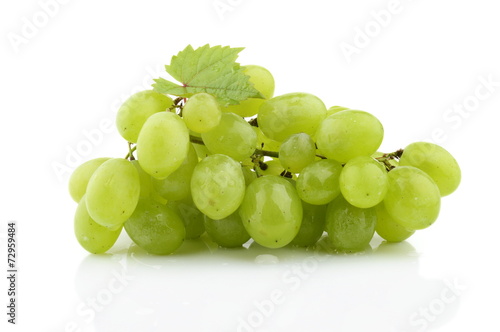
69,45,461,255
71,238,456,332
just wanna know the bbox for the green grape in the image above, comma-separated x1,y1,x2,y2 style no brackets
74,195,122,254
191,154,245,220
166,197,205,239
239,175,303,248
152,144,198,201
124,197,185,255
116,90,173,143
86,158,140,229
326,106,350,117
253,126,281,152
279,133,316,173
258,92,327,142
204,212,251,248
131,160,152,198
69,157,110,202
183,93,222,133
339,156,388,208
223,65,275,117
384,166,441,230
290,202,327,247
399,142,461,196
201,112,257,161
137,111,189,179
325,196,376,252
375,204,414,242
316,110,384,163
296,159,343,205
241,165,257,186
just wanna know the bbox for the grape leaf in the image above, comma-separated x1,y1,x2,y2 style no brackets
153,44,264,105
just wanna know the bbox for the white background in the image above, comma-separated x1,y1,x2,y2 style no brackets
1,0,499,331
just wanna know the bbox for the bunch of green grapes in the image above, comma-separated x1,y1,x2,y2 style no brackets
69,53,461,256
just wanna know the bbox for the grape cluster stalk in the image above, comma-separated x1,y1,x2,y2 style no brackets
69,51,461,255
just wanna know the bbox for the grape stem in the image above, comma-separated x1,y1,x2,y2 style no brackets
189,135,205,146
248,117,258,127
127,136,403,174
189,135,280,159
375,149,404,171
125,143,137,160
168,97,185,114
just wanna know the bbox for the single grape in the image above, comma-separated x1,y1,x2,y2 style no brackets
384,166,441,230
326,106,350,117
239,175,303,248
201,112,257,162
69,157,110,203
191,154,245,220
182,93,222,133
316,110,384,163
86,158,140,229
258,92,327,142
124,197,185,255
325,196,376,252
131,160,152,198
166,197,205,239
253,126,281,152
116,90,173,143
137,111,189,179
74,195,122,254
204,212,251,248
375,204,414,242
279,133,316,173
290,202,327,247
399,142,461,196
296,159,343,205
339,156,388,208
152,144,198,201
223,65,275,117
